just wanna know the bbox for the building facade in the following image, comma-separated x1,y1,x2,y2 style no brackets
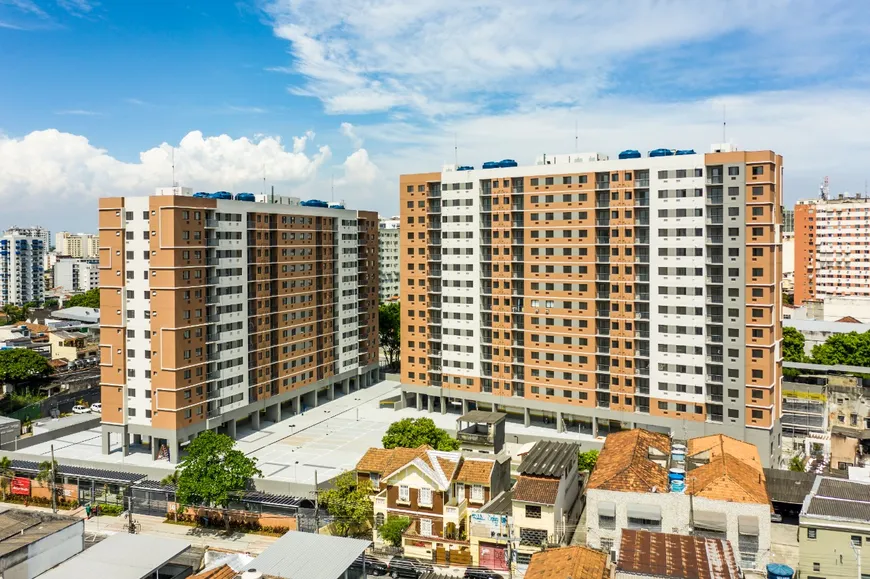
783,208,794,233
53,257,100,293
378,217,400,302
55,232,100,259
0,227,47,306
98,188,380,461
400,146,784,466
795,194,870,305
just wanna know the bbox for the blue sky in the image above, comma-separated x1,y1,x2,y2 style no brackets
1,0,870,234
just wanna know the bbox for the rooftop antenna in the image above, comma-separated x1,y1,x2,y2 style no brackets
171,147,176,187
575,120,578,153
820,176,830,201
722,104,727,143
454,133,458,166
262,163,266,195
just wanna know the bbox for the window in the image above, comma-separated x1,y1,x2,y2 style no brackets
471,484,485,502
728,166,740,176
420,518,433,536
752,165,764,175
752,409,764,419
370,473,380,488
807,528,817,539
525,505,541,519
813,563,820,572
398,485,410,502
419,487,433,507
852,535,862,546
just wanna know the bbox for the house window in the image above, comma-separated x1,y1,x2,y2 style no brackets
807,528,816,539
471,484,484,502
852,535,862,546
375,513,384,528
420,518,432,537
525,505,541,519
398,485,410,502
419,487,432,507
370,473,380,489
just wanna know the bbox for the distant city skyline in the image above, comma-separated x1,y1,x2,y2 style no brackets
1,1,870,232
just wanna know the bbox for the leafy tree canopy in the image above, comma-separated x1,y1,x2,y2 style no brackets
783,326,808,363
319,471,373,537
382,417,459,452
378,515,411,547
379,302,400,370
811,330,870,366
175,431,262,527
788,455,806,472
1,304,31,324
0,348,54,383
577,450,599,473
65,288,100,309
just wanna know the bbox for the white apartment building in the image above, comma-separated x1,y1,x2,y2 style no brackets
55,232,99,258
0,227,47,306
379,217,400,302
53,257,100,293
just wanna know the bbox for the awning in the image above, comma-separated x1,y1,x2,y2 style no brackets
738,515,760,536
597,502,616,517
627,504,662,521
693,511,727,532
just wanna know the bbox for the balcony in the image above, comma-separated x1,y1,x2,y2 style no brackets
635,179,650,187
706,176,724,185
445,497,467,525
374,491,387,510
706,374,723,383
706,276,723,284
706,236,723,244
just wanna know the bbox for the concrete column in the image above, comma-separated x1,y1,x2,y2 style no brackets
427,395,434,413
592,419,599,438
101,430,111,455
462,399,469,415
524,407,531,427
557,412,564,433
416,393,422,410
440,396,447,415
251,410,261,430
328,382,336,401
294,395,301,415
168,437,180,464
226,419,237,439
343,379,351,396
132,433,142,445
122,433,129,456
266,404,280,423
151,438,160,460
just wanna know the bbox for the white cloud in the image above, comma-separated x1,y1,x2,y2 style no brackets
339,122,362,148
54,109,101,116
262,0,868,116
56,0,95,15
337,148,378,186
0,129,331,214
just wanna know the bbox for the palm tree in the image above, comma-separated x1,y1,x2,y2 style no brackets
0,457,13,501
35,459,56,485
160,471,180,521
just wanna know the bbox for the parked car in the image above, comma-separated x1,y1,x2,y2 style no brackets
464,567,504,579
387,557,433,578
71,405,90,414
349,553,388,576
90,403,102,413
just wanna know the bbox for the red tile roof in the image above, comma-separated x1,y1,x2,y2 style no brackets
525,546,610,579
588,429,671,493
513,475,561,505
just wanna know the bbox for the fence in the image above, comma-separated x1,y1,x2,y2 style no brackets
8,385,101,422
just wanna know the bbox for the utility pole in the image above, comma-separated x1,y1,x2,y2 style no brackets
313,470,320,534
50,444,57,514
127,492,135,534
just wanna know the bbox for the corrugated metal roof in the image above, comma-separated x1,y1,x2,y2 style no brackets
458,410,506,424
806,497,870,520
246,530,370,579
11,459,146,484
763,468,817,504
817,477,870,501
517,440,578,477
133,480,314,509
617,529,740,579
480,490,513,515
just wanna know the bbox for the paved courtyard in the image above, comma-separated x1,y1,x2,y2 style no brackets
16,379,596,488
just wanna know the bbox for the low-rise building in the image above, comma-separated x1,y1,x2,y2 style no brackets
616,529,740,579
524,545,610,579
799,477,870,579
356,444,510,563
0,509,84,579
586,429,772,570
48,329,99,361
511,440,581,567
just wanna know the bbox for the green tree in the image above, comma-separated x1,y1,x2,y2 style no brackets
783,292,794,306
43,299,59,310
1,304,30,324
319,471,373,537
35,459,57,485
788,455,806,472
174,431,262,531
160,471,180,486
0,457,13,501
65,288,100,309
783,326,808,363
382,417,459,451
378,302,400,370
577,450,599,473
378,515,411,547
811,330,870,366
0,348,54,383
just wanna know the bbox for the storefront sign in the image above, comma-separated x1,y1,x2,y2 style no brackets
11,477,30,496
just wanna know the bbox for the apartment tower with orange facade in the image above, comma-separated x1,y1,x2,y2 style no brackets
794,194,870,305
400,145,784,467
98,187,379,462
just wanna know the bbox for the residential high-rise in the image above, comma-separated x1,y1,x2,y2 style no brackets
378,216,400,302
55,232,100,259
400,145,784,466
0,227,47,306
98,188,380,461
782,208,794,233
794,194,870,305
53,257,100,293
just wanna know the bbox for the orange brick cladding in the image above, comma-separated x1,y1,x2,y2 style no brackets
399,149,784,467
98,193,380,462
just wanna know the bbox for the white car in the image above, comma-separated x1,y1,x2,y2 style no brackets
71,405,90,414
90,403,102,413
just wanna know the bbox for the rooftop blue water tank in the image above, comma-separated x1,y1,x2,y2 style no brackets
301,199,329,208
193,192,210,198
328,202,345,209
649,148,675,158
675,149,697,156
209,191,233,200
482,161,499,170
618,150,642,160
498,159,518,168
457,165,474,171
767,563,794,579
235,193,255,202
